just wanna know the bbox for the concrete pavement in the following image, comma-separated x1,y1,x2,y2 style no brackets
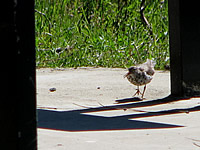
37,68,200,150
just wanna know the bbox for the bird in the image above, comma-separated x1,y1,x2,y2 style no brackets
124,59,156,99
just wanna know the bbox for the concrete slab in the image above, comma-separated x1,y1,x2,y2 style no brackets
37,68,200,150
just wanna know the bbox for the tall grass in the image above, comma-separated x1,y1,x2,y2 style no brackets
35,0,169,69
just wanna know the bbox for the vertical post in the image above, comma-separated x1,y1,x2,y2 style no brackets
168,0,200,97
168,0,182,96
1,2,18,149
1,0,37,149
16,0,37,149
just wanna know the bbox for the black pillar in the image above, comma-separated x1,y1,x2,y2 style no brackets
1,0,37,150
168,0,200,97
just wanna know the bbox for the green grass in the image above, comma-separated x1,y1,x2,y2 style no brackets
35,0,169,69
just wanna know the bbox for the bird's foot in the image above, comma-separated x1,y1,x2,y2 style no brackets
140,95,146,100
133,89,142,97
132,88,146,100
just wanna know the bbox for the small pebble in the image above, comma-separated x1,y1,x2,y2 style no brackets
185,110,189,114
49,88,56,92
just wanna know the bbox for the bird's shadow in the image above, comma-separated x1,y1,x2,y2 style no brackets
37,95,200,132
114,97,142,104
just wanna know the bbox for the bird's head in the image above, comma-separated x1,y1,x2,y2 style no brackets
124,66,137,78
128,66,137,73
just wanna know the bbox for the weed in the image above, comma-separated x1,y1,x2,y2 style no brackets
35,0,169,69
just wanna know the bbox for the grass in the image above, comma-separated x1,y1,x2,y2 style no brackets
35,0,169,69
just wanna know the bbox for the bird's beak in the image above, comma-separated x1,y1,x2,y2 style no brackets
124,72,130,78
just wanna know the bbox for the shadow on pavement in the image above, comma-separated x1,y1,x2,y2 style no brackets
37,95,200,132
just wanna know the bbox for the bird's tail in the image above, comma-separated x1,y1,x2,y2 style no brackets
124,72,130,78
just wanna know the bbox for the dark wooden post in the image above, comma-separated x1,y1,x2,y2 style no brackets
1,0,37,149
168,0,200,97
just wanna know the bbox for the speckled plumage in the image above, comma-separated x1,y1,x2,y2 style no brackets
126,66,153,86
124,59,155,99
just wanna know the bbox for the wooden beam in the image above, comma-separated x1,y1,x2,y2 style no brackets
168,0,200,96
1,0,37,149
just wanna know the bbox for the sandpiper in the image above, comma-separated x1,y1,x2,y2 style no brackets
124,59,156,99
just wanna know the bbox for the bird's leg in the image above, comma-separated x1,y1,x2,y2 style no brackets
141,85,147,99
133,86,142,97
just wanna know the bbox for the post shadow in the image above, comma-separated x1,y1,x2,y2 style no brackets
37,96,200,132
37,108,183,132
